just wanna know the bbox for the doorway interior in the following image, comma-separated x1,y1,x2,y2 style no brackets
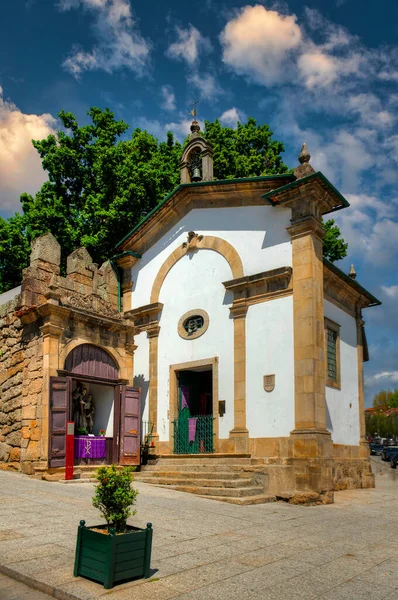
174,367,214,454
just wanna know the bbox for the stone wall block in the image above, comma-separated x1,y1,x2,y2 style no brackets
9,448,21,461
0,442,11,461
25,440,39,461
1,371,22,392
22,406,36,420
6,430,22,446
30,233,61,267
3,394,22,413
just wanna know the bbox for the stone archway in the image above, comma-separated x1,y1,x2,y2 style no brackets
150,234,244,304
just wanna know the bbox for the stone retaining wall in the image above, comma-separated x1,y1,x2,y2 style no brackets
0,294,43,473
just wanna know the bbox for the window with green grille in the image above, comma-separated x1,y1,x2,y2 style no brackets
327,327,338,382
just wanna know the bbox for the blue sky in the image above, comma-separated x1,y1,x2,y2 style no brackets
0,0,397,405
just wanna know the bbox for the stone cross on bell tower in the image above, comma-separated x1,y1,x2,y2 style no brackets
180,104,213,184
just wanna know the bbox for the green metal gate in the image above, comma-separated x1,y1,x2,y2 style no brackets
173,415,215,454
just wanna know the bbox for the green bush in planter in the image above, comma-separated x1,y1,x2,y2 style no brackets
74,465,153,588
92,465,138,533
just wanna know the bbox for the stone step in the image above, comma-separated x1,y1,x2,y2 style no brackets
136,470,252,480
134,476,254,488
201,494,277,506
141,463,260,473
171,484,264,498
154,456,258,466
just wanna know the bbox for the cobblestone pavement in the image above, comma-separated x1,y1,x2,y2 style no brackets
0,573,52,600
0,457,397,600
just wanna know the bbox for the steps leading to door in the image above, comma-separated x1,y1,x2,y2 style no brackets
135,454,276,505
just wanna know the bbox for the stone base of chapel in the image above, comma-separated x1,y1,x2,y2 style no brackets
153,435,374,504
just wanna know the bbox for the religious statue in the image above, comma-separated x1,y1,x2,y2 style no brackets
84,394,95,434
72,383,95,434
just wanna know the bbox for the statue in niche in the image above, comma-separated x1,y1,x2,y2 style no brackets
72,383,95,434
84,394,95,434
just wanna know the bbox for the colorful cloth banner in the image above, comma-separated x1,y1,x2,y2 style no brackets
74,436,106,459
188,418,197,443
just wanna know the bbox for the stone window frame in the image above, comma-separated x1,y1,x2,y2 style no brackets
178,309,209,340
324,317,341,390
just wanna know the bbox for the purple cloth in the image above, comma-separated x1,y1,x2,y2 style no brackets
188,418,197,443
75,436,106,459
181,385,190,410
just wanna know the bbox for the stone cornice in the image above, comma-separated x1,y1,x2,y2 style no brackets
124,302,163,335
224,266,293,310
262,172,349,216
323,264,376,316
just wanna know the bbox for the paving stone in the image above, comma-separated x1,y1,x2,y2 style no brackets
0,463,397,600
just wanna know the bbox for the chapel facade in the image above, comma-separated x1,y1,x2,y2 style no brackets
0,121,379,502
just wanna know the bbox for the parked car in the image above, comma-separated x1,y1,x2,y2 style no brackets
381,446,398,461
370,443,384,456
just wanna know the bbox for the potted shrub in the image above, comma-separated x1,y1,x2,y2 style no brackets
73,465,153,589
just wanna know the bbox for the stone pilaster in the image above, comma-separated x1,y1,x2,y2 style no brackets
287,202,333,502
147,323,160,452
356,313,371,461
229,299,249,453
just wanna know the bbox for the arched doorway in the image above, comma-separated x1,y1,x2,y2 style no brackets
49,344,140,469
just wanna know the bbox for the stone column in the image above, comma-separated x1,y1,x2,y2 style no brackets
287,202,333,502
147,323,160,452
229,299,249,453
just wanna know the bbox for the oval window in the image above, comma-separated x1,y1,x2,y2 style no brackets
184,315,204,335
178,310,209,340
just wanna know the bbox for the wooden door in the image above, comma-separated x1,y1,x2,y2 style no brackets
49,376,70,467
119,386,141,465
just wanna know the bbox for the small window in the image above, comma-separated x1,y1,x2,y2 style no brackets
178,309,209,340
184,315,204,335
325,318,341,389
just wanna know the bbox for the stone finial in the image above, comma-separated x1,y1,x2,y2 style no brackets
66,247,93,275
190,120,201,137
30,233,61,267
348,264,357,279
298,142,311,164
294,142,315,179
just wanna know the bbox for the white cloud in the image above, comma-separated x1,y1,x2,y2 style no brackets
59,0,151,77
0,87,56,214
297,50,339,88
166,24,212,65
366,371,398,384
220,5,302,85
187,72,224,100
219,107,246,127
382,285,398,299
161,85,176,111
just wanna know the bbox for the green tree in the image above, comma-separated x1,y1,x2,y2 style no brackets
0,214,30,292
18,108,182,273
0,111,347,292
372,389,398,409
323,219,348,263
203,117,289,180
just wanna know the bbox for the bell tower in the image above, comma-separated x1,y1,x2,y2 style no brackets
180,114,213,184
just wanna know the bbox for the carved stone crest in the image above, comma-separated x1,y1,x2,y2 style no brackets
61,293,122,320
263,374,275,392
182,231,203,252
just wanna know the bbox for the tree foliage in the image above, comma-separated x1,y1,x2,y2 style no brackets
0,109,347,293
92,465,138,533
203,117,289,180
323,219,348,263
372,389,398,410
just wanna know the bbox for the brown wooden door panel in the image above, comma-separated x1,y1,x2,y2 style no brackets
49,376,70,468
119,386,141,466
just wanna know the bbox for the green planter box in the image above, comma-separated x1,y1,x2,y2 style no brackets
74,520,153,589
